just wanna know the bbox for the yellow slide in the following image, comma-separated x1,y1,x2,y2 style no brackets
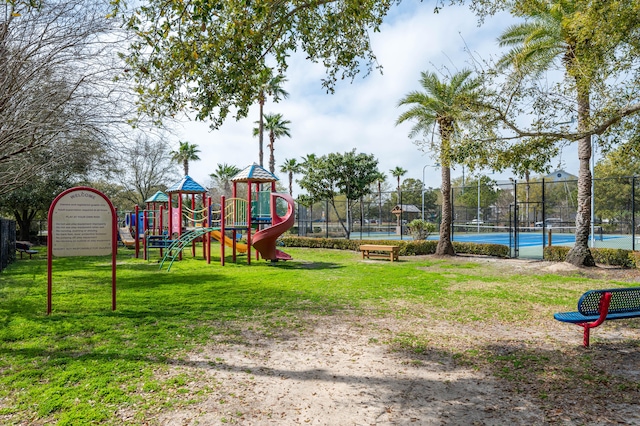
210,230,248,253
118,227,136,248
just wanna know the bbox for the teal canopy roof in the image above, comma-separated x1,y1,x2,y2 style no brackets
166,176,207,194
145,191,169,203
231,163,278,183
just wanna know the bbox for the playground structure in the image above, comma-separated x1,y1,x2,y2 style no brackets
118,164,295,270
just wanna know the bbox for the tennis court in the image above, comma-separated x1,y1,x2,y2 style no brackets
360,225,635,259
450,230,574,247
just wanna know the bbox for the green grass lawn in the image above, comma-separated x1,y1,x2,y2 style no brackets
0,246,637,424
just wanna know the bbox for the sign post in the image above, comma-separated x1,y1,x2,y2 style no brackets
47,187,117,314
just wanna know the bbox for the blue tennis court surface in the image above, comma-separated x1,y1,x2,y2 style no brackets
448,232,573,247
361,231,628,250
447,232,625,247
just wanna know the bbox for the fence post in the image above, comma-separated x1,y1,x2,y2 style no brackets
296,202,301,237
633,176,636,251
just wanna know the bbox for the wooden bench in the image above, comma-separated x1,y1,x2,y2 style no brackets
554,287,640,347
15,241,38,259
359,244,399,262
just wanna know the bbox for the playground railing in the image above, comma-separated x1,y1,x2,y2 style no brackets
224,198,248,228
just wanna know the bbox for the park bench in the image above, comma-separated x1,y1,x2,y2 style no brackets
15,241,38,259
359,244,399,262
146,235,174,249
554,287,640,347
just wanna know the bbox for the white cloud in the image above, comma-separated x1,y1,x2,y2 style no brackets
176,3,578,195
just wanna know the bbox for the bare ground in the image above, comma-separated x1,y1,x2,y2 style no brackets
145,258,640,426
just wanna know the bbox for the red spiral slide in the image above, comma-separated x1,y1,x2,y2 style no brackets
252,193,295,261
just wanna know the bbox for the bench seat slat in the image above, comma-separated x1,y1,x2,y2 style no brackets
554,310,640,324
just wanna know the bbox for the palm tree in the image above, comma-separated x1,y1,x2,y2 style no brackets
210,163,241,197
300,153,317,167
299,153,319,223
256,72,289,167
497,1,595,266
280,158,299,197
390,166,407,234
170,141,200,176
396,69,482,256
373,171,386,226
253,113,291,174
390,167,406,203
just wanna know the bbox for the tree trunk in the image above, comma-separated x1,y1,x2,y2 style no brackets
396,178,401,231
377,182,382,227
436,163,455,255
269,132,276,174
288,171,293,196
258,97,265,167
566,87,595,267
330,200,350,239
436,127,455,256
14,208,36,241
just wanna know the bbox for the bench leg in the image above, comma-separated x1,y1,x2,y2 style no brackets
579,293,611,348
582,326,590,348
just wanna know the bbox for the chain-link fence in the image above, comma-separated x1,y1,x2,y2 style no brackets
295,176,640,259
0,218,16,272
294,189,439,240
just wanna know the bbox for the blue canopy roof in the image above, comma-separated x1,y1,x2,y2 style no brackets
145,191,169,203
166,176,207,194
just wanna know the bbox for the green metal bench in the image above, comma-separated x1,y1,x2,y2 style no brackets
554,287,640,347
146,235,174,249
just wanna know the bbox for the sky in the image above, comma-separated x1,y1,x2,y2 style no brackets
172,1,579,195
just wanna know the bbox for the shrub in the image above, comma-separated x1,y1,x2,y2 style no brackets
592,248,634,267
543,246,570,262
280,236,508,258
453,242,509,258
543,245,635,267
629,251,640,269
407,219,436,241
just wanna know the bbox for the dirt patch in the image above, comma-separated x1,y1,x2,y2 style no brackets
146,257,640,425
150,312,640,425
155,317,544,425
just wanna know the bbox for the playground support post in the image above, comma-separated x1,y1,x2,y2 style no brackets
168,193,172,246
178,193,183,261
135,205,140,258
191,194,196,258
143,209,148,260
247,181,252,265
206,196,212,264
220,195,225,266
159,205,164,257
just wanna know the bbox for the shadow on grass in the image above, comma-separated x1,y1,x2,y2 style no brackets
462,339,640,424
264,260,344,270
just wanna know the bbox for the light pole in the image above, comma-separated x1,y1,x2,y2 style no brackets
422,164,439,221
477,176,481,233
